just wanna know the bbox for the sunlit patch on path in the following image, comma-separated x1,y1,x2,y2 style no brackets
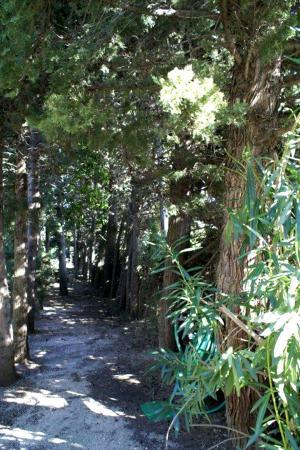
0,282,171,450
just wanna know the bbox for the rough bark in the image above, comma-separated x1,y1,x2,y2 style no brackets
217,6,283,441
0,146,15,385
116,182,141,317
56,197,68,296
126,193,140,317
27,130,42,334
158,213,190,350
123,181,142,318
158,149,191,350
12,148,29,362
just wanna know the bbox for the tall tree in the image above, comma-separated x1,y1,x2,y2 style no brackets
102,181,118,297
216,0,297,442
12,143,29,362
158,149,191,350
56,191,68,296
27,129,42,333
0,145,15,385
125,179,141,317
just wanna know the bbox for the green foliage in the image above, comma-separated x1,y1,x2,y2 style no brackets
149,130,300,447
1,1,300,444
159,65,225,142
0,1,44,95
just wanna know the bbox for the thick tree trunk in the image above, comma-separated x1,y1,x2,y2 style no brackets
91,239,104,288
216,36,282,442
217,171,254,440
116,182,141,316
124,181,141,317
0,147,15,385
12,148,29,362
158,213,190,350
27,130,42,334
56,198,68,296
126,202,140,317
158,149,191,350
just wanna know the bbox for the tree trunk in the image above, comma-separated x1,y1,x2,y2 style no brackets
73,226,78,279
123,181,141,318
109,218,124,299
216,17,283,440
117,266,127,311
0,146,15,385
45,224,50,253
116,182,141,317
102,196,118,297
81,242,88,281
87,217,95,282
158,148,191,350
56,198,68,296
27,130,42,334
91,235,105,288
12,148,29,362
76,229,83,276
158,213,190,350
126,201,140,317
117,222,129,311
217,171,254,441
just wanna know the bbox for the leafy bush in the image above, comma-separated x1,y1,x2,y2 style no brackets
147,130,300,449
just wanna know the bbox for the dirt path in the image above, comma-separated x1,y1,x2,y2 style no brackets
0,281,227,450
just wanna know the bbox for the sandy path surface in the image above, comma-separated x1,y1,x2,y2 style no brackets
0,282,226,450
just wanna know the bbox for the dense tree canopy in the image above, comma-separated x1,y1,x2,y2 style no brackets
0,1,299,449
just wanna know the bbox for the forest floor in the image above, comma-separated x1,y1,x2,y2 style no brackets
0,279,228,450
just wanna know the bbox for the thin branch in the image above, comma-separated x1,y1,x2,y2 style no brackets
218,305,263,345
